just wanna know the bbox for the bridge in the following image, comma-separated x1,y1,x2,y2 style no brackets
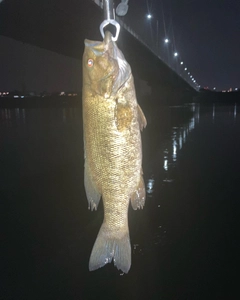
0,0,197,104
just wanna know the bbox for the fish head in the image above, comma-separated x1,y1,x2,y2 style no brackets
83,31,131,98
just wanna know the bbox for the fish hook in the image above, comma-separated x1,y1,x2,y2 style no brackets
100,0,120,42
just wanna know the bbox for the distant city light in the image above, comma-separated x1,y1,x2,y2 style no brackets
164,38,169,43
174,52,178,57
147,14,152,19
213,87,216,90
235,88,238,91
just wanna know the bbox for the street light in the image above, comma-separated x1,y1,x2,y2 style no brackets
147,14,152,19
184,67,187,71
174,52,178,57
164,38,169,44
180,61,183,65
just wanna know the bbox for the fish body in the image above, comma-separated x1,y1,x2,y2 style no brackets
82,32,146,273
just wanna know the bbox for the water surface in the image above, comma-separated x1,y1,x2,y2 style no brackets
1,103,239,299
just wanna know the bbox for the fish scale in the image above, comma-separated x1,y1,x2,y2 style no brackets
82,31,146,273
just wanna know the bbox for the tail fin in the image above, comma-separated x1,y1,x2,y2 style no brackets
89,223,131,273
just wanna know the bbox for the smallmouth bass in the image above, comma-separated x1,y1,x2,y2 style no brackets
82,31,147,273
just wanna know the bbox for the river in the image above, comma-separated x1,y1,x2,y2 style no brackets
1,102,239,299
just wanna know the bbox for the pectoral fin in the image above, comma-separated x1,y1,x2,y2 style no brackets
115,101,133,131
84,161,101,211
137,104,147,131
130,175,146,210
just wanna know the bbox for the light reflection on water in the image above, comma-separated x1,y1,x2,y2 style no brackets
142,103,204,254
234,103,237,119
145,104,201,194
212,103,215,121
141,103,239,257
0,103,239,274
1,102,240,298
211,102,238,122
0,107,79,126
0,108,26,126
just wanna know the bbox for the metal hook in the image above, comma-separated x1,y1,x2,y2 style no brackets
100,0,120,42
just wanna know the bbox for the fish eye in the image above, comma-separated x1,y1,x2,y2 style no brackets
87,59,94,67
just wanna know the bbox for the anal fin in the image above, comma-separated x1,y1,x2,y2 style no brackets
130,175,146,210
137,104,147,131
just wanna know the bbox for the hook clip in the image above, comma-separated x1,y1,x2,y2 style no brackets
100,0,120,41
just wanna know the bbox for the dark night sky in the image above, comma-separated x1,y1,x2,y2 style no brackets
0,0,240,92
123,0,240,90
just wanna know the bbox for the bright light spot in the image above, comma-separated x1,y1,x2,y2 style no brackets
164,159,168,171
180,61,183,65
184,68,187,71
189,118,195,131
190,75,192,78
179,134,183,149
173,145,177,155
174,52,178,57
188,72,190,75
164,38,169,43
173,140,177,161
147,14,152,19
235,88,238,91
147,179,154,190
213,87,216,90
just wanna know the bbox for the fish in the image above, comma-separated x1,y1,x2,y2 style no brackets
82,31,147,273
